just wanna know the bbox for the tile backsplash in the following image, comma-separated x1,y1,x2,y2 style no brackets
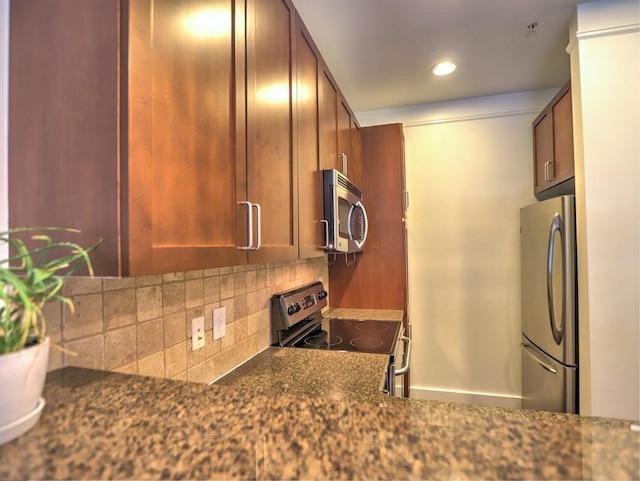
45,257,328,384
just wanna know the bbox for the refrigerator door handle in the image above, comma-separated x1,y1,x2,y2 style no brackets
546,213,565,345
522,343,558,374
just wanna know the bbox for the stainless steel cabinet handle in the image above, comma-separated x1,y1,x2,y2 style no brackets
238,201,253,250
320,219,329,249
522,343,557,374
395,336,412,376
404,190,410,210
338,152,348,177
544,160,555,182
252,203,261,250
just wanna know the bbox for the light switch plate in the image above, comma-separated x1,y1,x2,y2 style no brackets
213,307,226,340
191,316,205,351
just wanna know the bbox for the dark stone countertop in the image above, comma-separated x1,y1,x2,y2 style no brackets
1,349,638,480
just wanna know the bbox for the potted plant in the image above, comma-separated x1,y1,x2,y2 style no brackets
0,228,99,445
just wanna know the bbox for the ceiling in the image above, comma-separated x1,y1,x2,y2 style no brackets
290,0,589,113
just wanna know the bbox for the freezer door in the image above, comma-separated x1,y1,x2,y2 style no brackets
522,336,577,413
520,195,577,365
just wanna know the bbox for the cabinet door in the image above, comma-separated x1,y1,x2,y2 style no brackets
245,0,298,263
350,121,363,187
9,0,120,276
319,68,340,172
337,98,352,176
533,81,574,199
127,0,247,275
296,17,324,259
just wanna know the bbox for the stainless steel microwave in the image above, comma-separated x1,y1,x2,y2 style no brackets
322,169,368,253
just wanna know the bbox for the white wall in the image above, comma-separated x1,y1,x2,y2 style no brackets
359,90,557,408
568,0,639,421
1,0,8,259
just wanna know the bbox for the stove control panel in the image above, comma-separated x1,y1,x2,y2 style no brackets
271,281,328,339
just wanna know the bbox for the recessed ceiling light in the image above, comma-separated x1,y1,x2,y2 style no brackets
431,61,458,76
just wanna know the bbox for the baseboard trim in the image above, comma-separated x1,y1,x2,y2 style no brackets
410,386,522,410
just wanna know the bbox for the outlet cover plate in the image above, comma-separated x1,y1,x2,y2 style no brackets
213,307,226,340
191,316,205,351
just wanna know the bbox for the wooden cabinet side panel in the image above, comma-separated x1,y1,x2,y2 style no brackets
8,0,120,276
337,99,352,175
296,19,324,259
552,89,574,184
329,124,406,310
318,69,339,172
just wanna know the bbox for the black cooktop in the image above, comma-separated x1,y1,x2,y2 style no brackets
289,318,401,356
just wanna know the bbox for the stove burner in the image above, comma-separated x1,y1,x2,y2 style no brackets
349,337,384,350
333,320,352,328
355,322,390,332
304,331,343,348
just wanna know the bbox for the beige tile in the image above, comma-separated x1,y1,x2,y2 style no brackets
219,298,233,323
204,276,220,305
62,277,103,296
187,362,207,384
163,272,184,283
267,266,275,287
205,336,222,359
136,285,163,321
104,325,137,369
246,291,258,316
234,294,247,320
204,267,220,277
221,322,235,351
246,269,257,293
258,309,269,332
219,266,234,275
247,334,258,356
65,334,105,370
104,288,136,330
172,371,187,381
255,268,267,290
164,311,186,347
233,265,246,273
138,351,165,378
103,277,136,291
63,293,104,340
204,303,221,331
233,271,247,296
137,319,164,358
165,341,186,378
163,282,185,315
205,357,218,381
185,270,203,280
187,338,206,368
235,317,248,343
136,275,162,287
42,300,63,343
220,274,234,299
47,347,64,372
185,279,204,310
257,328,271,350
247,313,258,336
113,361,137,375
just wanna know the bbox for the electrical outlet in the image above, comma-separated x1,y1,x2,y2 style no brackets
213,307,226,340
191,316,205,351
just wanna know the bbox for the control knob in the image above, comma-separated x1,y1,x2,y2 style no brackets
287,303,301,315
317,290,328,300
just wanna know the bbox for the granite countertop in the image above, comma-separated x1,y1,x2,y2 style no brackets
323,307,404,322
1,353,638,480
215,347,391,402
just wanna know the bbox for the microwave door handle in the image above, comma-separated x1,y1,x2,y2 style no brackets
320,219,329,249
355,201,369,248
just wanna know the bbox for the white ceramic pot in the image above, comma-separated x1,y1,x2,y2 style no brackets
0,337,49,445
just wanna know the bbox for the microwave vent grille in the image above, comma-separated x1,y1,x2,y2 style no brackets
337,174,362,198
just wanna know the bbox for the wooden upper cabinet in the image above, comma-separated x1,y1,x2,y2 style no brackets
350,121,363,187
337,98,352,177
245,0,298,264
10,0,247,276
318,67,340,173
533,80,574,199
295,15,325,259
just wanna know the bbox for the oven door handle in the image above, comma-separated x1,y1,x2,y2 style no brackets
395,335,411,376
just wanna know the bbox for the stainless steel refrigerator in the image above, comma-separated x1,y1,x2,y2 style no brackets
520,195,578,414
